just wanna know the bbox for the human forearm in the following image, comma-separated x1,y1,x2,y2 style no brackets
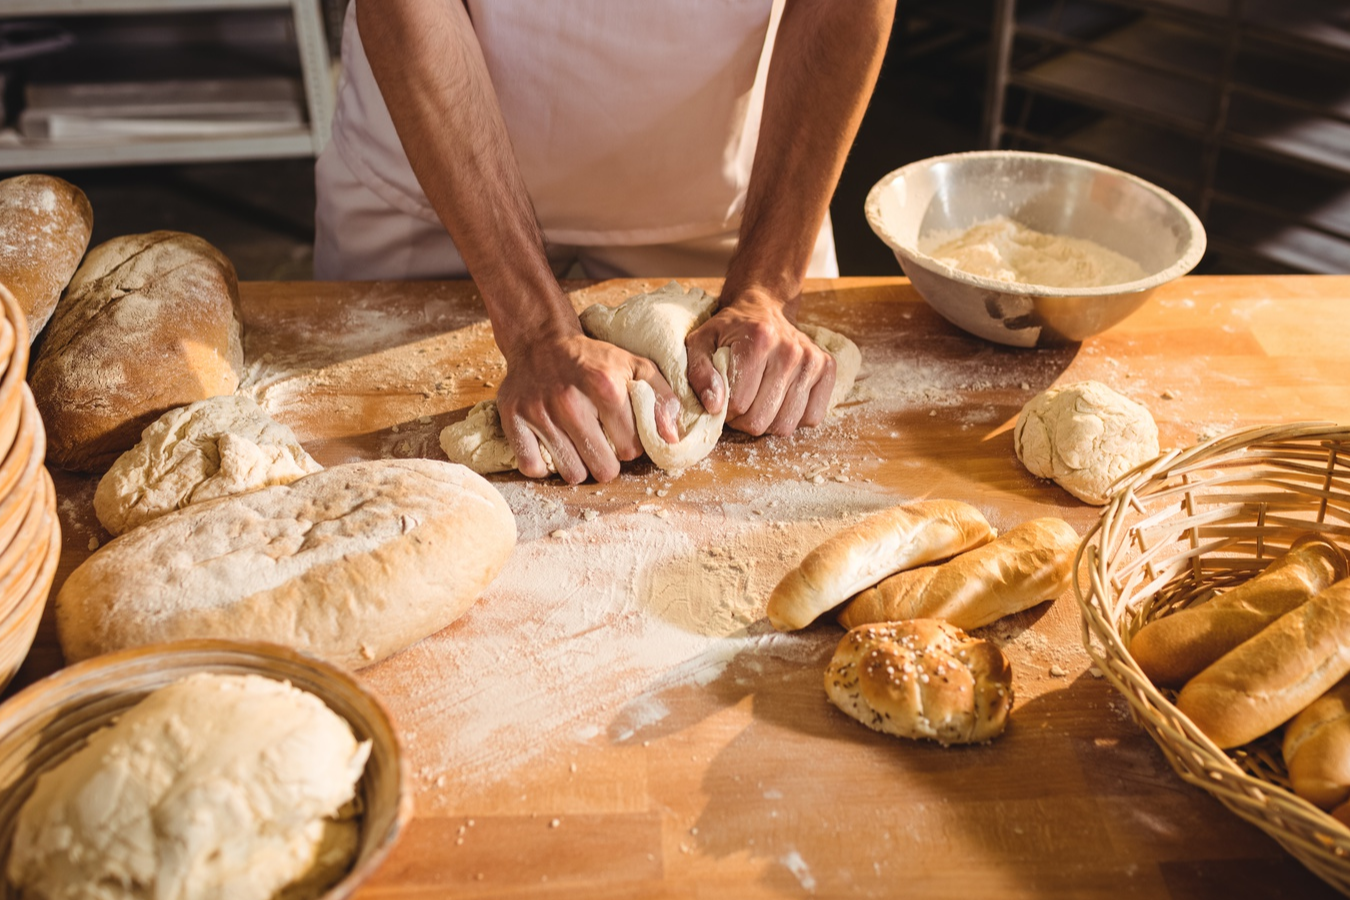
355,0,577,357
723,0,895,305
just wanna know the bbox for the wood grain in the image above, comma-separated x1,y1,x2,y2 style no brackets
13,275,1350,899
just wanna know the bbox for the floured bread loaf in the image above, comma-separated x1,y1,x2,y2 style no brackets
30,230,244,472
1132,534,1348,688
95,394,323,536
838,517,1079,630
766,498,995,631
0,173,93,340
825,619,1014,745
441,281,860,475
8,673,369,900
58,459,517,668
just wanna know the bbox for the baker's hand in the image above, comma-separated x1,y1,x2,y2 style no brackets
496,332,680,484
686,288,836,436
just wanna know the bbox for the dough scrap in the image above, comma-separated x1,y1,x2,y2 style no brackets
7,673,370,900
440,281,861,475
1013,380,1159,505
94,394,323,536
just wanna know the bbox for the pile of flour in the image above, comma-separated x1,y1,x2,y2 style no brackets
923,216,1146,288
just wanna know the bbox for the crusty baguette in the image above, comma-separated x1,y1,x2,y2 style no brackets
1131,535,1347,688
0,174,93,341
837,517,1078,631
1176,576,1350,749
1283,676,1350,811
766,499,995,631
824,619,1014,745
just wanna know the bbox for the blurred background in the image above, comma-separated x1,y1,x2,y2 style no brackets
0,0,1345,280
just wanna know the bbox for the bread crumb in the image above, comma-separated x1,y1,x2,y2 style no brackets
581,509,599,522
549,818,561,828
1049,665,1067,677
87,536,99,551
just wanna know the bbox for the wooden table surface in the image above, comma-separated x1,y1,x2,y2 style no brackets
14,275,1350,899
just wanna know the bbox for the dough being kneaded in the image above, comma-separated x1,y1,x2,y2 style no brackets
95,394,323,536
1014,380,1159,505
440,281,861,475
7,672,371,900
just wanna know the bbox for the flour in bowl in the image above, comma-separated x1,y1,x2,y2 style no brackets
923,216,1146,288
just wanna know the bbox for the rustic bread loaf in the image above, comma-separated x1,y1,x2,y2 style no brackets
1131,534,1347,688
57,459,517,669
766,499,995,632
94,395,323,536
30,230,243,472
1177,577,1350,749
0,174,93,340
824,619,1014,745
837,517,1078,631
1283,676,1350,813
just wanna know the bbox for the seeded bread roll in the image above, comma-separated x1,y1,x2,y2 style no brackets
1283,676,1350,813
30,230,243,472
57,459,517,669
1177,577,1350,749
0,174,93,340
838,517,1078,631
824,619,1014,745
766,499,995,631
1132,535,1347,688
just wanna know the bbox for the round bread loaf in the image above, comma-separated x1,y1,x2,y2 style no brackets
825,619,1014,745
838,517,1079,631
1131,534,1348,688
766,498,995,631
0,173,93,341
30,230,243,472
57,459,518,669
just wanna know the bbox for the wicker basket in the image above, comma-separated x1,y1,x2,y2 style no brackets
0,639,412,899
1077,422,1350,894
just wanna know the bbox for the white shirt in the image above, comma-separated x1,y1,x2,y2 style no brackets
328,0,780,246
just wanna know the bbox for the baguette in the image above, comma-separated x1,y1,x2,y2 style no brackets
837,517,1078,631
765,499,995,631
1283,676,1350,811
1177,577,1350,749
0,174,93,340
1131,535,1347,688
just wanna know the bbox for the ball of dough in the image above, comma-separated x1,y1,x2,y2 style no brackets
1013,380,1159,505
824,619,1014,745
7,673,370,900
95,395,323,536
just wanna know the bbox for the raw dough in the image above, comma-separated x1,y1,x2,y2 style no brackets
440,281,861,475
924,216,1147,288
7,673,370,900
1014,380,1159,505
94,394,323,536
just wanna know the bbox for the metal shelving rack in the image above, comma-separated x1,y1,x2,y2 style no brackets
0,0,333,171
984,0,1350,273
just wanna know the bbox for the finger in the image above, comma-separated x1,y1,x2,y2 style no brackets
552,391,621,483
730,342,802,436
800,352,837,428
589,373,643,463
725,335,769,420
684,329,726,416
502,411,550,479
632,358,681,444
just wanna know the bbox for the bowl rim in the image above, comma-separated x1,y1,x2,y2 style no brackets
864,149,1208,298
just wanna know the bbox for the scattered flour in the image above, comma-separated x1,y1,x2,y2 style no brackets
923,216,1146,288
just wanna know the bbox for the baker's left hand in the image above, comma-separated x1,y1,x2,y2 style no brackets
685,287,836,436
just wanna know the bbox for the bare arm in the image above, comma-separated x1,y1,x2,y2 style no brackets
356,0,677,482
686,0,895,435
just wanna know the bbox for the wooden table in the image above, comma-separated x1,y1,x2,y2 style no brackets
16,275,1350,899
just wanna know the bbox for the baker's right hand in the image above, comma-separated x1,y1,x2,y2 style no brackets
496,332,681,484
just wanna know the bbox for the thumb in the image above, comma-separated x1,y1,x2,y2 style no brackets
685,330,726,415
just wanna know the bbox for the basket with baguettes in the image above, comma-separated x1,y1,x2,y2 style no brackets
1077,422,1350,894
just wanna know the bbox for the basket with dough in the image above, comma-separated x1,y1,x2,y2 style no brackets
1076,422,1350,894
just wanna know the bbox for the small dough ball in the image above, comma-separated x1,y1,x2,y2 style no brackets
7,673,370,900
95,395,323,536
1013,380,1159,505
824,619,1014,745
